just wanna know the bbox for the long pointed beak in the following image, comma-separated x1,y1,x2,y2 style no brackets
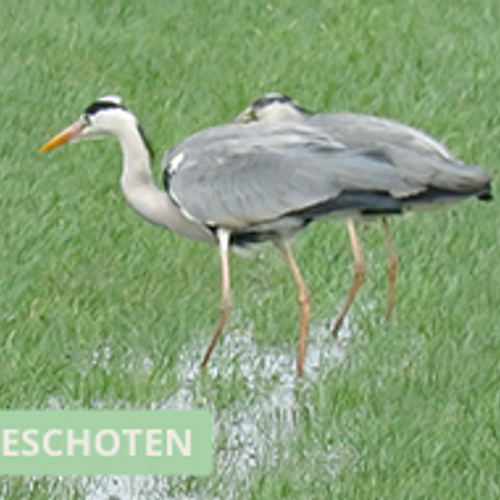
39,120,86,153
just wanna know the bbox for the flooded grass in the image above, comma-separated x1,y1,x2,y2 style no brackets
1,0,500,498
37,323,346,499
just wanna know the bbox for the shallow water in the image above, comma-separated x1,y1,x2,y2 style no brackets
81,321,348,499
8,319,349,499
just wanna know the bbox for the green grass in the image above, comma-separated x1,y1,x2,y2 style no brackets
1,0,500,497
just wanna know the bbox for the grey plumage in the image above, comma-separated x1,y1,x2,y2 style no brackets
237,95,492,200
164,120,490,241
310,113,491,197
236,92,492,336
39,95,492,377
166,124,398,229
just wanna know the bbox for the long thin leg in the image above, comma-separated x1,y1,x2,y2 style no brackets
275,238,311,377
201,228,232,369
331,219,366,337
382,218,398,320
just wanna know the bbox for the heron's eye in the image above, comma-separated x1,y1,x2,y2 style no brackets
82,114,91,126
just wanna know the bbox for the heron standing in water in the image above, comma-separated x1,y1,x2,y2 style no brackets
237,92,492,335
39,96,492,375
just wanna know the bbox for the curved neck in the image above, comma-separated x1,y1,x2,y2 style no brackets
114,123,212,244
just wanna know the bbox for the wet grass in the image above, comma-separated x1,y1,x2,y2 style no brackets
1,0,500,498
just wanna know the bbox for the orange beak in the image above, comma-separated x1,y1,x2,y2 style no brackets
39,120,86,153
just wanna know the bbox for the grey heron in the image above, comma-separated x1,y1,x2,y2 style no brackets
237,92,493,335
39,96,491,376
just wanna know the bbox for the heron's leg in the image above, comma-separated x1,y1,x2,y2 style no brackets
382,218,398,320
201,229,232,370
331,219,366,337
275,239,311,377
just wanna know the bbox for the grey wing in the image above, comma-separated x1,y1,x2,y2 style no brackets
165,125,418,229
310,112,454,159
309,113,491,192
163,121,344,165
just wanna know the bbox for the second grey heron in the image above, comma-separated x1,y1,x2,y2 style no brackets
237,92,493,335
39,96,491,376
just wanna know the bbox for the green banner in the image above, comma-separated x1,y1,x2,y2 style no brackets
0,410,212,475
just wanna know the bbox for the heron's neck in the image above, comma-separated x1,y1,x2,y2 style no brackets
114,123,212,243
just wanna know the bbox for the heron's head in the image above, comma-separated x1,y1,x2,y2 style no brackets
235,92,312,124
39,95,139,152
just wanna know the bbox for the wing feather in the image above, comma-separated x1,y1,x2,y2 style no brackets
164,123,415,228
309,113,491,193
